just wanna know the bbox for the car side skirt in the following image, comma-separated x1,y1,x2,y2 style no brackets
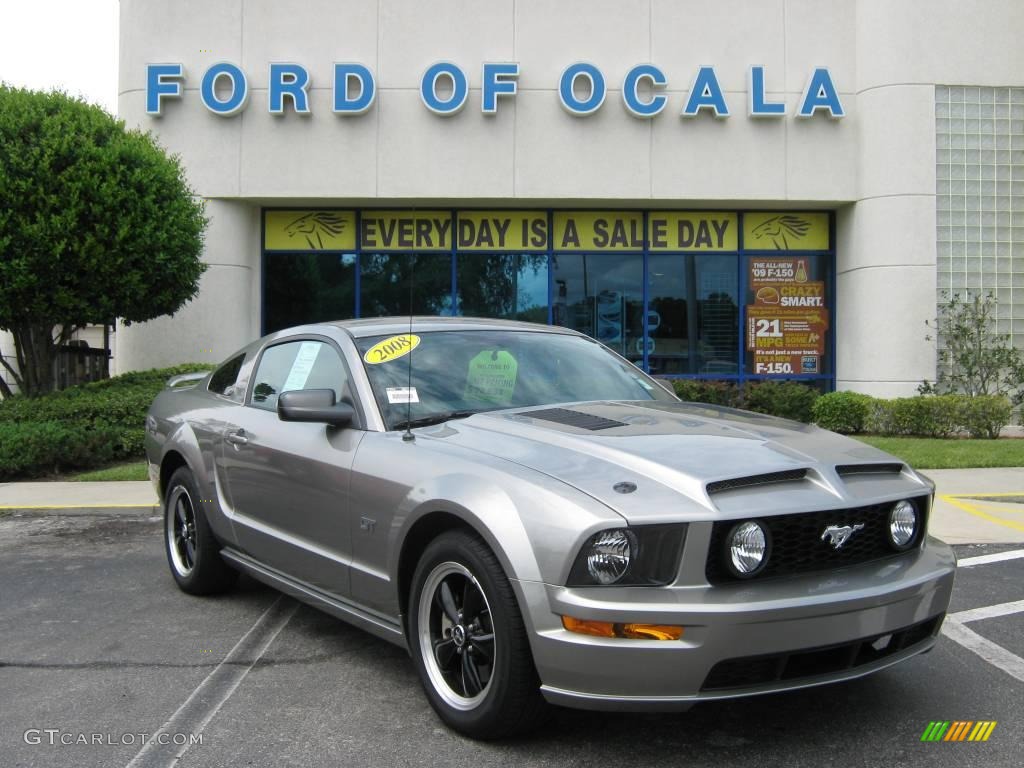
220,548,408,651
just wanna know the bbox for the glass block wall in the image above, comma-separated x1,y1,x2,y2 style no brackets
935,86,1024,349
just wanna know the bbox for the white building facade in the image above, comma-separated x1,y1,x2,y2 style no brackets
114,0,1024,396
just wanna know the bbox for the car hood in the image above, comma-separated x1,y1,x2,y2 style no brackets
424,401,932,523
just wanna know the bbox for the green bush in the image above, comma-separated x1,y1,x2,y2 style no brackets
864,399,896,435
670,379,743,409
0,364,211,479
667,379,819,422
0,421,124,479
889,395,962,438
812,391,876,433
743,381,820,423
958,395,1013,439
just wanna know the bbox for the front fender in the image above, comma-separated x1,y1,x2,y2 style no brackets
392,474,543,586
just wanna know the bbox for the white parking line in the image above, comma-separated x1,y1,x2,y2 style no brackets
941,620,1024,684
124,596,298,768
957,548,1024,568
942,598,1024,684
949,599,1024,625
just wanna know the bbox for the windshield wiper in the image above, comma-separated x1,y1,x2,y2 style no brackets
392,410,481,431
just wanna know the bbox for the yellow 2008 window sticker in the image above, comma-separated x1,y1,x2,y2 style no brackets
363,334,421,365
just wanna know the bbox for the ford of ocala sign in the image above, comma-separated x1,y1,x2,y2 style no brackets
146,62,845,120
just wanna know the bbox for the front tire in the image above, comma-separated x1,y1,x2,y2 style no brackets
164,467,237,595
408,530,547,739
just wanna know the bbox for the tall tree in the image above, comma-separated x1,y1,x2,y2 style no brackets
0,86,207,396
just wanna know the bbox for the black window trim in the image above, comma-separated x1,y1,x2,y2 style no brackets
207,352,248,402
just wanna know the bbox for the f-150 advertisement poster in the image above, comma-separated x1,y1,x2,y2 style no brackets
746,256,829,376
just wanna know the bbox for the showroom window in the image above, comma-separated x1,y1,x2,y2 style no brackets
261,209,835,387
455,253,548,322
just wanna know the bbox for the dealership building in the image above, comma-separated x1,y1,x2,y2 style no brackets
106,0,1024,396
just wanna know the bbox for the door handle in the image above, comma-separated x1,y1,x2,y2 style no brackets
225,429,249,446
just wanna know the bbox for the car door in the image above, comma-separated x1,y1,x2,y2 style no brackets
220,335,364,599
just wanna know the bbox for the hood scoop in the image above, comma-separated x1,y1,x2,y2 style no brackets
836,463,904,477
519,407,628,432
706,468,808,495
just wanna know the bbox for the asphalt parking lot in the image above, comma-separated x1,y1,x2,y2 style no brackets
1,510,1021,768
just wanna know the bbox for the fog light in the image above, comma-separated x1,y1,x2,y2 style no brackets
727,521,768,576
889,500,918,549
562,616,683,640
585,529,637,585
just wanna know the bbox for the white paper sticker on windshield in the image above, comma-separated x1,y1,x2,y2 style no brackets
386,387,419,404
281,342,321,392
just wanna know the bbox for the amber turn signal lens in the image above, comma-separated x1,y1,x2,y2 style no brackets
561,616,683,641
561,616,617,637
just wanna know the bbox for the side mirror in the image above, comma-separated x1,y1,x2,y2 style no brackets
277,389,354,427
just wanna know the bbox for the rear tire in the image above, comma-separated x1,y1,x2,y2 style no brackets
164,467,237,595
408,530,547,739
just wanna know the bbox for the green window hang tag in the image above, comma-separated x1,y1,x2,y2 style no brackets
465,350,518,404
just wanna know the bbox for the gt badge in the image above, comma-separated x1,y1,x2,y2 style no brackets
821,523,865,550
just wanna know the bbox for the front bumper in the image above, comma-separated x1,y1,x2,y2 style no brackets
517,536,955,711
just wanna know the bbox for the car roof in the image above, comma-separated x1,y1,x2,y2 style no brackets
326,316,586,339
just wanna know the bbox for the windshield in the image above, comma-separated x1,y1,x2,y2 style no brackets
356,329,675,430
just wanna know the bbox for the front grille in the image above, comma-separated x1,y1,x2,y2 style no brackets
706,469,807,495
701,615,943,691
705,497,929,583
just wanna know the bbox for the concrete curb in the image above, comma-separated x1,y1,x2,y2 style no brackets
0,505,160,517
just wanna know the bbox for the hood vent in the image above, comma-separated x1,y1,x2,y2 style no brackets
836,463,904,477
706,468,807,495
520,407,627,431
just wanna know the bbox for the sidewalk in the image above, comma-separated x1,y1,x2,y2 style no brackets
0,481,158,516
926,468,1024,544
1,470,1023,545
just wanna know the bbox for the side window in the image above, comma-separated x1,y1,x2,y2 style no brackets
250,340,351,413
208,353,246,400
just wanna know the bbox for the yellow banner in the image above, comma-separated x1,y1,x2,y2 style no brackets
455,211,548,251
360,210,452,251
744,212,830,251
553,212,644,251
264,210,356,251
648,212,737,251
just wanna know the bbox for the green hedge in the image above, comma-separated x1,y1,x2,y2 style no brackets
0,363,211,479
668,381,1013,438
959,395,1013,439
818,391,1012,439
811,391,874,434
668,379,820,423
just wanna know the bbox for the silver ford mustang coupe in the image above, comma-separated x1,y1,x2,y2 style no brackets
145,317,955,739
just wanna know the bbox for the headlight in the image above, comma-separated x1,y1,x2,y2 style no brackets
889,500,919,549
567,525,686,587
727,521,769,577
585,529,636,585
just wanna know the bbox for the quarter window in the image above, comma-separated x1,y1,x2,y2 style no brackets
208,353,246,399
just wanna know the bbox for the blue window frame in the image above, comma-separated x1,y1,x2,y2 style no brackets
261,209,836,389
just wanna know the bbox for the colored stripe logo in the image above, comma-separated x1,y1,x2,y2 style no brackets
920,721,997,742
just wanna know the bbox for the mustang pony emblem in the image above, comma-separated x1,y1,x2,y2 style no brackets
285,212,348,249
821,523,865,550
750,215,811,250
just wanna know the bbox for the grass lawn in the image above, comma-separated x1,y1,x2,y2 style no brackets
854,436,1024,469
67,461,150,482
